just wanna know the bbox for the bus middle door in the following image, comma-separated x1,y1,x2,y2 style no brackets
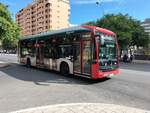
73,42,82,75
36,40,44,66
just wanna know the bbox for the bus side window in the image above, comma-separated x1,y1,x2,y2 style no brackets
64,46,73,57
75,34,81,41
29,40,36,57
20,40,36,57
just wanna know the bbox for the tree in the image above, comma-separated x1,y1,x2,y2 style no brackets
129,18,149,48
86,14,149,52
0,3,12,40
2,23,20,50
0,3,21,51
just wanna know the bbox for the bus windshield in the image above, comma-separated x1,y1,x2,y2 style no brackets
98,34,118,71
99,34,117,61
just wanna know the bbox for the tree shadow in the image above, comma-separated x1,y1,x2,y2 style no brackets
0,64,110,86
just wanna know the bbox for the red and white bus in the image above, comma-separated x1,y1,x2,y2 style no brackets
18,25,120,79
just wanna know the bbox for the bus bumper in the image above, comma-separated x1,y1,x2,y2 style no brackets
92,68,120,79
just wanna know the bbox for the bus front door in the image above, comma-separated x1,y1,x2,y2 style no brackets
82,41,92,76
73,41,92,77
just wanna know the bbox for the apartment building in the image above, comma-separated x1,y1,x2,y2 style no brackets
141,18,150,36
16,0,70,36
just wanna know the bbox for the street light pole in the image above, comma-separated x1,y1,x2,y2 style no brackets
96,0,105,17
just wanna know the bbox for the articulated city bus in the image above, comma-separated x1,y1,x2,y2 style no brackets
18,25,120,79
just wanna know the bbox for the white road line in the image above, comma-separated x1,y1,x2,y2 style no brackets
10,103,150,113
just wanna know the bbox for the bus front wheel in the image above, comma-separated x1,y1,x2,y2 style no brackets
60,62,69,76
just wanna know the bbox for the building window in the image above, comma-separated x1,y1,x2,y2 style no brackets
45,3,51,7
49,25,52,28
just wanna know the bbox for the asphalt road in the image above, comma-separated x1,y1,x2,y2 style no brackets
0,54,150,113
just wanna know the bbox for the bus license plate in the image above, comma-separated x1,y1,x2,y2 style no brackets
108,74,114,77
105,73,114,77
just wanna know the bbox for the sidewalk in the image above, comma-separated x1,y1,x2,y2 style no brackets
0,61,9,68
11,103,150,113
133,60,150,64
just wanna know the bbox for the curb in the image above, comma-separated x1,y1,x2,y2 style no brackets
10,103,150,113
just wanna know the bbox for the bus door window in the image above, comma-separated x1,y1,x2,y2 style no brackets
51,46,58,59
82,41,92,75
73,42,81,74
36,40,45,64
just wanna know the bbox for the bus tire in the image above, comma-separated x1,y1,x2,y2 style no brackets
26,58,31,68
60,62,69,76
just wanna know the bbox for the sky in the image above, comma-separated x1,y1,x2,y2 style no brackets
0,0,150,25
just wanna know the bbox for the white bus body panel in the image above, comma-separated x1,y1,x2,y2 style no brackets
57,58,73,74
20,57,73,74
30,57,36,66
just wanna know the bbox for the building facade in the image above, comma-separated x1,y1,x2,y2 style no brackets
16,0,70,36
141,18,150,36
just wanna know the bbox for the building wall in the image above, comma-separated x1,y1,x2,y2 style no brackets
139,19,150,55
141,18,150,36
16,0,70,37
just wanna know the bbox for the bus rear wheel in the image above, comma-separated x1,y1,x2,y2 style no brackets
60,62,69,76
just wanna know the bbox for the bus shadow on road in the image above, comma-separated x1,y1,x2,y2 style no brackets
0,64,110,85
